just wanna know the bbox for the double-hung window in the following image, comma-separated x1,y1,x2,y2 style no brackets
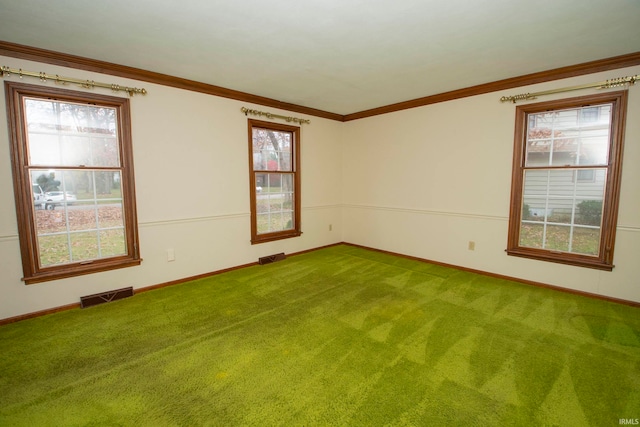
506,91,627,270
5,82,141,283
247,119,301,244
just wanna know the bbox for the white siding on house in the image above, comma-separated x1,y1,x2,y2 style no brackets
523,169,605,218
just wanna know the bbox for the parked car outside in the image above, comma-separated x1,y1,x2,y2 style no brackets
33,184,45,209
45,191,77,210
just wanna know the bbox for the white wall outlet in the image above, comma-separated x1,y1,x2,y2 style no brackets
468,241,475,251
167,248,175,262
329,224,333,231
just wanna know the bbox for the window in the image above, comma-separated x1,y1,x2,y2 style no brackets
247,119,301,244
507,91,627,270
5,82,141,284
575,169,596,183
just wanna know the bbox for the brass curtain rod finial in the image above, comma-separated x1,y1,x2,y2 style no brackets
240,106,310,125
500,93,536,103
501,74,640,103
600,75,638,89
0,65,147,96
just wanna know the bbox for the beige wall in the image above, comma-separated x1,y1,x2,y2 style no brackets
1,56,638,321
0,56,343,320
342,65,640,303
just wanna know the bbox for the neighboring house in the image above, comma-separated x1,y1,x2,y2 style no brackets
522,105,608,221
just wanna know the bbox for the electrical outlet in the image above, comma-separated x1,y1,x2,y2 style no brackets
167,248,175,262
329,224,333,231
468,241,475,251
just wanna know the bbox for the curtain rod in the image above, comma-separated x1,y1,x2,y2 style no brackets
241,107,310,125
500,74,638,103
0,65,147,96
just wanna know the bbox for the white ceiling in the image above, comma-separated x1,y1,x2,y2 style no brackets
0,0,639,115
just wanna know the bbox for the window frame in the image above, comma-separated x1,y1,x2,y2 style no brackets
247,119,301,244
5,81,141,284
506,91,627,271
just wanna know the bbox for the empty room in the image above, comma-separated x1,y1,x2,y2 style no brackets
0,1,639,425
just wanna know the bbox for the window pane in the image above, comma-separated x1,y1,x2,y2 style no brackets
38,234,71,267
281,175,294,214
252,128,292,171
523,169,605,212
522,170,551,217
70,231,100,261
31,168,126,267
576,169,595,182
257,213,271,234
522,197,547,221
519,222,543,249
551,136,580,167
572,227,601,256
282,211,294,230
544,225,570,252
100,229,127,257
24,98,120,167
546,199,573,224
520,168,605,255
525,104,611,167
32,169,123,206
256,194,270,216
98,203,125,229
281,174,293,193
575,199,603,227
254,172,296,235
525,138,552,166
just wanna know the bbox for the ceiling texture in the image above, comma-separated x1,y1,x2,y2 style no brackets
0,0,639,117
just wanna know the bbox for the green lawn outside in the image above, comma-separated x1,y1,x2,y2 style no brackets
35,205,126,266
519,223,600,255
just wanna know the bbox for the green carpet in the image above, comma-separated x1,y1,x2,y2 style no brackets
1,244,639,426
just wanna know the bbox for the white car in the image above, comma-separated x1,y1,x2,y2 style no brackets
33,184,46,209
45,191,77,210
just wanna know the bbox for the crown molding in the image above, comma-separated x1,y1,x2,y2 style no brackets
0,40,342,122
343,51,640,121
1,40,639,122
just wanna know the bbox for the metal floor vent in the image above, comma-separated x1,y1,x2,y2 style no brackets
80,287,134,308
259,252,286,265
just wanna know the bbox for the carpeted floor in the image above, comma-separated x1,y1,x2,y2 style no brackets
1,244,639,426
